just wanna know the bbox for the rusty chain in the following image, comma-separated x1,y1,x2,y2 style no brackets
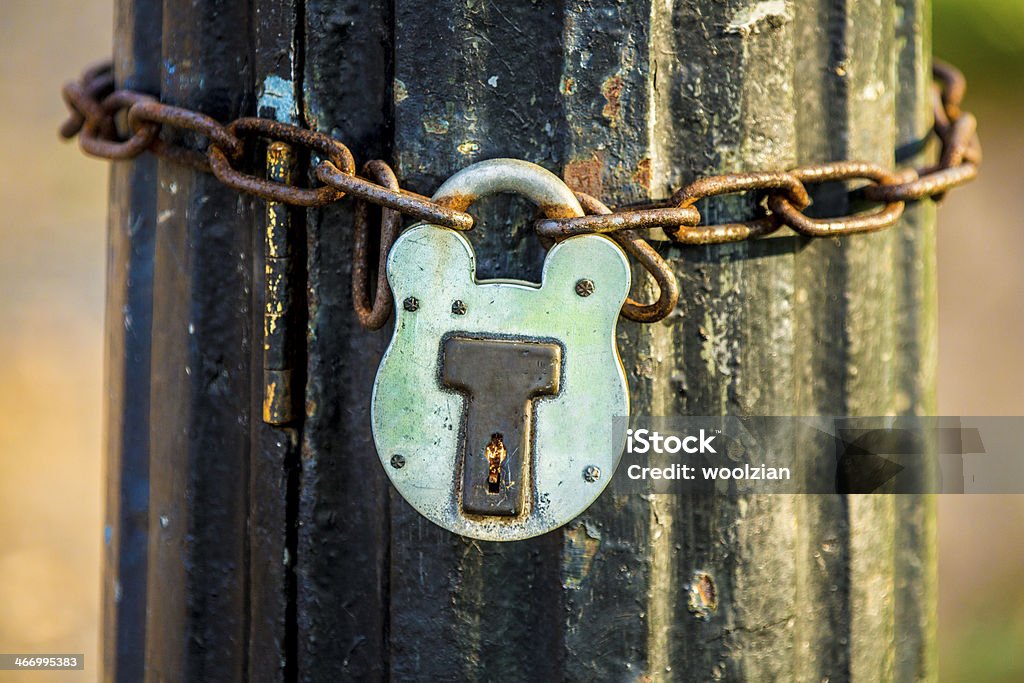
61,59,980,326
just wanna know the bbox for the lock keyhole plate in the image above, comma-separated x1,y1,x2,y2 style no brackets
442,335,562,517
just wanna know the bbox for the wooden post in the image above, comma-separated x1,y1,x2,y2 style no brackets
102,2,161,681
104,0,936,680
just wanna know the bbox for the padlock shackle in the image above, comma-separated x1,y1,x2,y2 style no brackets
431,158,584,223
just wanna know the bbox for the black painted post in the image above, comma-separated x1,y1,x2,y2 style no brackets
102,2,161,681
104,0,936,680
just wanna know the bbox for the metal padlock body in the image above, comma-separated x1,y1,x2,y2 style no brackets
371,159,631,541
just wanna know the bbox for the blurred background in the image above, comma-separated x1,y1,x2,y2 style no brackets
0,0,1021,680
933,1,1024,680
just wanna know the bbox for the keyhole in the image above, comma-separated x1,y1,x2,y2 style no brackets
485,433,506,493
441,336,561,516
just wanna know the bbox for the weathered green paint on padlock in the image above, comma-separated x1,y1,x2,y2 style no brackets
371,159,630,541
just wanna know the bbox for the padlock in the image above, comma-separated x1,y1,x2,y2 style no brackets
371,158,631,541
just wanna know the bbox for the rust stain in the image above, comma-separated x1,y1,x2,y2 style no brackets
601,75,625,125
422,116,450,135
632,157,652,192
562,523,601,589
485,433,506,492
538,201,584,220
563,151,605,198
434,192,474,213
687,570,718,619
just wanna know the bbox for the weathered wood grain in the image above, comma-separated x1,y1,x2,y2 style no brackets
143,0,254,679
295,1,393,680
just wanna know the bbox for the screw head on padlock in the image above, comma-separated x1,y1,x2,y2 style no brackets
370,158,631,541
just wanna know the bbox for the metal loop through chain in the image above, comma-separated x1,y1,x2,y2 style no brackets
573,192,679,323
352,161,403,330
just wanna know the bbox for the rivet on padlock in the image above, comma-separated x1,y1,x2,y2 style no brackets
370,158,631,541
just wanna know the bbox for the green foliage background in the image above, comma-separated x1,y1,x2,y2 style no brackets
934,1,1024,681
934,0,1024,92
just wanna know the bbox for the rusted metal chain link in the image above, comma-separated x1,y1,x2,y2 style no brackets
60,58,980,325
352,161,403,330
573,192,679,323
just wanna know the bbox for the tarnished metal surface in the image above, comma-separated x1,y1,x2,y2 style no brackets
768,162,906,235
351,160,402,330
441,336,562,517
60,61,116,141
212,119,356,206
534,203,700,238
669,171,808,243
574,192,679,323
318,162,473,230
60,58,980,326
370,225,630,541
100,8,158,676
371,159,630,540
431,158,584,218
140,0,255,674
80,91,160,159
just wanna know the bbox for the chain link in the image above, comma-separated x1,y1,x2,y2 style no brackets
61,59,980,325
352,160,403,330
573,192,680,323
